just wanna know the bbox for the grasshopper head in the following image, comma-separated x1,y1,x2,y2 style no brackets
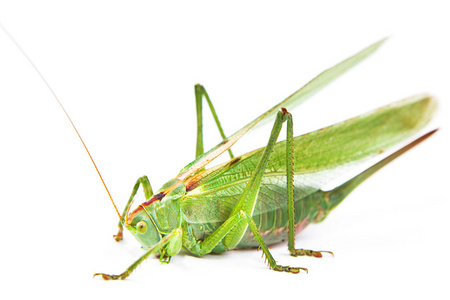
125,208,161,248
124,179,185,248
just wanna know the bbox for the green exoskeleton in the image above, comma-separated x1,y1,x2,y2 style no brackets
88,40,436,279
8,31,436,280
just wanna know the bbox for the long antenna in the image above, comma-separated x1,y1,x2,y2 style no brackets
1,23,122,220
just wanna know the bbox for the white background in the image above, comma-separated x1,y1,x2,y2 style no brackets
0,1,449,299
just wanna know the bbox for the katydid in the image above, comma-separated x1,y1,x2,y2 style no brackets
92,39,436,279
8,32,437,279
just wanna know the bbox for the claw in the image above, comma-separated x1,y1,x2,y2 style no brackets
113,231,123,242
319,250,334,257
290,248,334,258
273,265,308,274
93,273,123,280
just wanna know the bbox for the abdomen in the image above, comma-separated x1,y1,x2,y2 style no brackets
236,190,327,248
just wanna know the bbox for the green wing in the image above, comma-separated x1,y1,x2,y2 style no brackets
180,94,436,223
177,39,386,180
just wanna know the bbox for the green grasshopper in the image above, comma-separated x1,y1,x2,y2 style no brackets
10,33,432,279
86,39,436,279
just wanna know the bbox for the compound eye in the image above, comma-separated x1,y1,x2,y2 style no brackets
136,220,148,234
